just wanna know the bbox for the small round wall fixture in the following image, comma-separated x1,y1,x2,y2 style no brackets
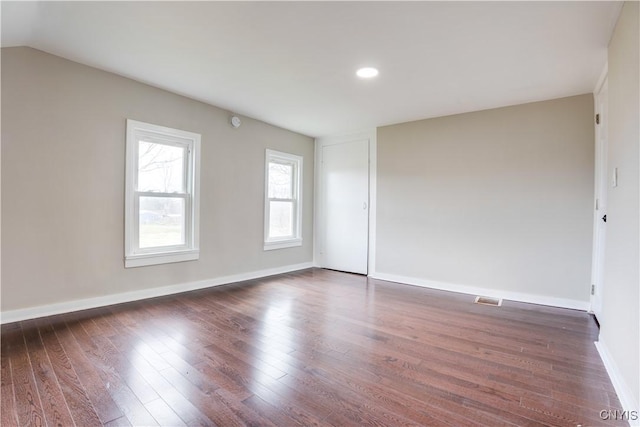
230,116,241,128
356,67,379,79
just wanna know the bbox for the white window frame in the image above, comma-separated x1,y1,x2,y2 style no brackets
264,149,303,250
125,119,200,267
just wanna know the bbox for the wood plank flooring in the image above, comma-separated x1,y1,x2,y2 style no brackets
0,268,624,426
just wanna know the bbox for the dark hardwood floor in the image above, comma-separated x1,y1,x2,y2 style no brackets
1,268,624,426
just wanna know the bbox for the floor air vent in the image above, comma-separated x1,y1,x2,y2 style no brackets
474,296,502,307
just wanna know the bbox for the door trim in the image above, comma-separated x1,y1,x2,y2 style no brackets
314,129,377,275
590,66,608,316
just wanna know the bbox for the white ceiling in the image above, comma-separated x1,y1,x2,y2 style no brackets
1,1,621,138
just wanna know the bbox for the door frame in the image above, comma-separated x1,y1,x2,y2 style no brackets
314,129,377,275
590,64,608,318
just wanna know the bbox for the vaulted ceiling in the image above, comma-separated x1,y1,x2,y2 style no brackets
1,1,621,137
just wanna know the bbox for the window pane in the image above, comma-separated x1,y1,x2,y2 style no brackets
138,141,185,193
139,197,185,248
269,201,293,238
268,162,293,199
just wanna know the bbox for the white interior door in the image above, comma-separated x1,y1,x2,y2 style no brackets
320,138,369,274
591,77,608,319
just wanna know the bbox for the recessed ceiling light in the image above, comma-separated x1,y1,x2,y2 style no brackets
356,67,379,78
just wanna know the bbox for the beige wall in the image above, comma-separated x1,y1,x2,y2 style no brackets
600,1,640,410
376,94,595,305
1,47,314,312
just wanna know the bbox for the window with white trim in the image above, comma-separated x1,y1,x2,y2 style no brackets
264,149,302,250
125,119,200,267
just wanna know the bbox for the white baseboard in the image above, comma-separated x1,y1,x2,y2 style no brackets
0,262,314,324
595,340,640,426
369,272,590,311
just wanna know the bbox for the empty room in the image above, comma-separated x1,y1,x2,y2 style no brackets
1,2,639,426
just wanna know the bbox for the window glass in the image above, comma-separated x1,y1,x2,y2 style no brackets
138,141,185,193
268,162,293,199
139,196,186,248
268,200,293,238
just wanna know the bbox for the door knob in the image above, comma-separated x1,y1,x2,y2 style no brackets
363,202,368,210
602,214,606,223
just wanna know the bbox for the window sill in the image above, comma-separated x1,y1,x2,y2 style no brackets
263,239,302,251
125,250,199,268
